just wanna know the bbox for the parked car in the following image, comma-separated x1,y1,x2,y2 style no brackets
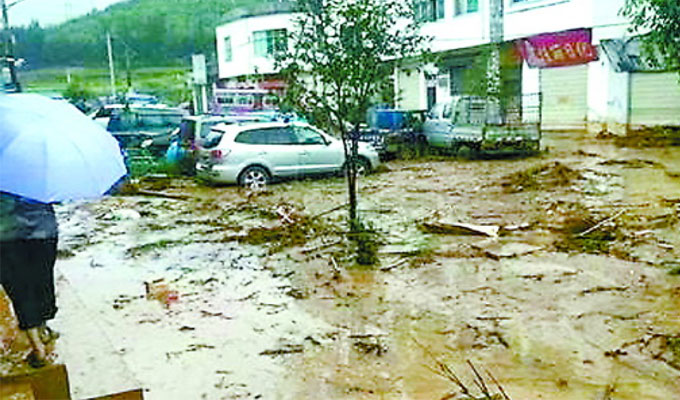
165,114,273,174
422,96,541,155
95,105,188,156
360,108,427,158
196,122,381,188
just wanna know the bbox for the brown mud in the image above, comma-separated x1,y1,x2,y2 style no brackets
1,130,679,399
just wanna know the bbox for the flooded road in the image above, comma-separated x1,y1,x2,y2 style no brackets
2,131,678,399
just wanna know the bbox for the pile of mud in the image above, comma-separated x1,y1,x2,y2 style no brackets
598,126,680,148
501,162,583,193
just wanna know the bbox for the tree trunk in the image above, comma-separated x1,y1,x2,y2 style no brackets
343,127,360,231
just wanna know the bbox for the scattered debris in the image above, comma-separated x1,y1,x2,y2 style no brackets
200,310,232,319
353,338,388,356
606,333,680,371
552,206,625,255
240,216,327,254
144,279,179,308
605,126,680,148
501,162,583,192
380,258,409,272
301,238,343,254
106,209,142,220
477,242,542,260
501,223,531,232
577,209,626,237
421,221,500,238
599,159,664,169
126,239,186,257
259,344,304,356
581,286,629,295
134,189,191,200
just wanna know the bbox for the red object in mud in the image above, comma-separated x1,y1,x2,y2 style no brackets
165,291,179,307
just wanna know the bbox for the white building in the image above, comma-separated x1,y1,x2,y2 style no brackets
403,0,680,132
215,2,296,91
214,0,680,132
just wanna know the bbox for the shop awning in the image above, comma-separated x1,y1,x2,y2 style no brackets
600,37,667,72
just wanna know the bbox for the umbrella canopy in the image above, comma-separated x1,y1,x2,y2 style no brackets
0,94,127,203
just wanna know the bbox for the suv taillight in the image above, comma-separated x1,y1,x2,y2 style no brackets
211,149,223,160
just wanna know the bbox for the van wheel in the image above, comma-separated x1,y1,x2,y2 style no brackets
239,166,270,190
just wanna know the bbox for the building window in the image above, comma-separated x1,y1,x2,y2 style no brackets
253,29,287,57
454,0,478,15
415,0,445,22
223,37,232,62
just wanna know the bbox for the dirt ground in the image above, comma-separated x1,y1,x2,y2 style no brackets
1,131,679,399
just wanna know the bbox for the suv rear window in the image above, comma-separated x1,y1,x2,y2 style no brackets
202,129,227,149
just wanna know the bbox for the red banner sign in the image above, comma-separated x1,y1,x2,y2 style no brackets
517,28,598,68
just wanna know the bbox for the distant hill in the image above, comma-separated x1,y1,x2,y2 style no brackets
13,0,263,70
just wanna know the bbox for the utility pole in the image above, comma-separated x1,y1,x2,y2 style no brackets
106,31,116,100
488,0,504,97
1,0,21,92
125,45,131,90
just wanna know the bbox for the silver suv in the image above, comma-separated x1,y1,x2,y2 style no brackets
196,122,380,188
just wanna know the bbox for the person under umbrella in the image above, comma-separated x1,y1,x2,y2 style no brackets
0,93,126,368
0,192,60,367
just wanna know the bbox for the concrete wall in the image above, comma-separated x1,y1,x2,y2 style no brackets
586,52,630,134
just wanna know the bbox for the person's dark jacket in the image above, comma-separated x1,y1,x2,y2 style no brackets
0,192,57,241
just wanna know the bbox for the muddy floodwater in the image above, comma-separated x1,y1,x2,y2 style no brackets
2,131,679,399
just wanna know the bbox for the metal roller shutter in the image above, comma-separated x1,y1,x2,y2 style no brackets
630,72,680,127
540,65,588,130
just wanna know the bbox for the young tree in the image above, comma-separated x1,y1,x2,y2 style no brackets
277,0,429,229
621,0,680,72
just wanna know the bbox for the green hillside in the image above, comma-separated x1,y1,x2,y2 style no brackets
13,0,261,70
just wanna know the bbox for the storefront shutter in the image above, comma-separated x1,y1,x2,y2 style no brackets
539,65,588,130
630,72,680,127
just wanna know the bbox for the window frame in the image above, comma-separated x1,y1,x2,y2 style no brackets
253,29,288,58
414,0,445,22
454,0,479,16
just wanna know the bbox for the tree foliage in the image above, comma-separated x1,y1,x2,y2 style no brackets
13,0,260,69
621,0,680,71
276,0,429,226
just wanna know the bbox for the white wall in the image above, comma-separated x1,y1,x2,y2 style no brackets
504,0,631,42
590,0,630,43
395,65,427,110
504,0,592,41
420,0,490,53
521,60,540,122
216,13,297,80
586,52,630,133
